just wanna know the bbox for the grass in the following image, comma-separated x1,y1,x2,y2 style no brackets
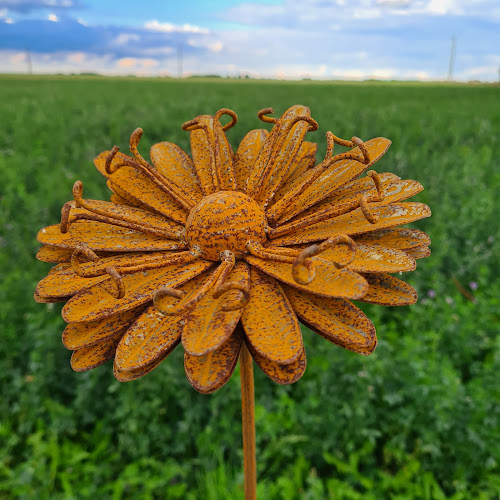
0,75,499,499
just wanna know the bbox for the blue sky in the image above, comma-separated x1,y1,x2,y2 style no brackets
0,0,499,80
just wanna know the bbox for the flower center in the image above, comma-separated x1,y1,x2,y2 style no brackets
185,191,267,261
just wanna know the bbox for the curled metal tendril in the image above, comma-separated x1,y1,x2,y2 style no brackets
60,201,73,233
214,108,238,131
288,114,319,132
129,128,150,169
292,235,357,285
359,195,379,223
105,145,120,174
105,266,125,299
182,108,238,132
155,287,186,301
72,180,84,207
71,243,99,269
181,118,200,131
325,131,336,157
352,137,370,164
257,107,278,123
246,240,298,264
154,251,235,316
323,134,370,165
213,281,250,311
367,170,385,202
257,107,318,132
70,243,125,299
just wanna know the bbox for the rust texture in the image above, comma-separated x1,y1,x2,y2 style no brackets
239,340,257,500
35,105,431,390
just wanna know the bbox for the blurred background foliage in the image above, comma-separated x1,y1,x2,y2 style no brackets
0,76,498,499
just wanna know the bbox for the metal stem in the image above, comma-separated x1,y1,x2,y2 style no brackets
240,341,257,500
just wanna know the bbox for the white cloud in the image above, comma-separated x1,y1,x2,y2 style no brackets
2,0,80,12
376,0,412,6
187,38,223,52
65,51,86,64
113,33,140,45
222,0,500,23
144,20,210,34
47,13,58,22
117,57,159,69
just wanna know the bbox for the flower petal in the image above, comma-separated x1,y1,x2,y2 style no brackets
189,114,235,193
71,333,122,372
62,306,144,350
182,261,250,357
322,243,416,274
241,267,303,364
268,137,391,224
72,199,184,237
107,181,147,210
281,141,318,187
114,306,182,372
150,141,203,202
283,285,377,355
72,250,181,277
320,172,400,205
354,228,431,250
184,328,242,394
37,222,186,252
246,340,306,385
234,129,268,191
258,106,314,207
246,106,311,201
62,260,214,323
36,245,73,263
270,203,431,246
245,255,368,300
404,245,431,259
94,151,188,224
360,273,417,306
36,266,108,298
110,193,129,205
114,354,167,382
295,177,422,223
48,263,71,274
274,141,319,203
34,290,66,303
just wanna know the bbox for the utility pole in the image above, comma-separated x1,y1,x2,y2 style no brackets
447,36,456,81
26,48,32,75
177,43,183,78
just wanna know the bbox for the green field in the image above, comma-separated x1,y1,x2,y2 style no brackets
0,75,498,499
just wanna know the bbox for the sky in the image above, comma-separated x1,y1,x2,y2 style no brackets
0,0,499,81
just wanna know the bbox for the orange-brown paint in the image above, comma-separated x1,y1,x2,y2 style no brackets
35,104,430,392
185,191,267,261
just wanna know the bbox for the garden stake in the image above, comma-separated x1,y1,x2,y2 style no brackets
35,105,431,498
240,341,257,500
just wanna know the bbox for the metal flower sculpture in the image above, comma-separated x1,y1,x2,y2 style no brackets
35,105,430,498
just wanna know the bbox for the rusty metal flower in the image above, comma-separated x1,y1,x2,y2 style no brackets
35,105,431,392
